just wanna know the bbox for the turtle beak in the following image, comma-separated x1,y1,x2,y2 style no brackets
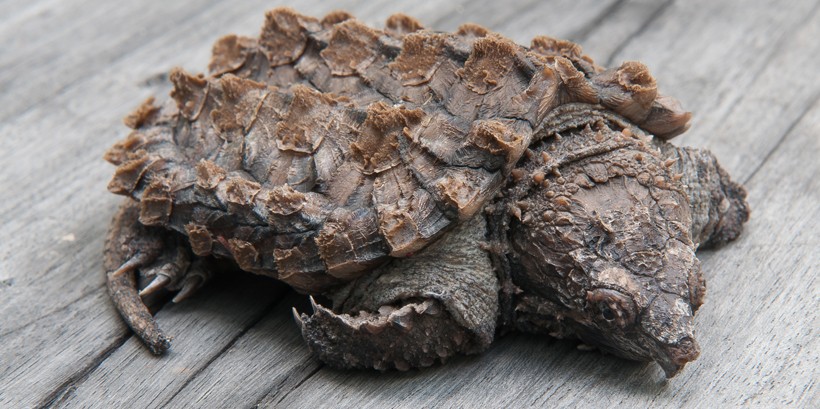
654,336,700,378
641,294,701,377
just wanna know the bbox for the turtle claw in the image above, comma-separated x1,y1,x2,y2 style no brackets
292,307,305,330
139,274,171,297
169,259,214,303
111,252,154,277
172,275,204,303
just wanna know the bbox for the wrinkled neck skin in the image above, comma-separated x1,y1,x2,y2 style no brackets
487,104,712,377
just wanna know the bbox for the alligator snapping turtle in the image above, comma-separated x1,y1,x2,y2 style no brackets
104,8,749,377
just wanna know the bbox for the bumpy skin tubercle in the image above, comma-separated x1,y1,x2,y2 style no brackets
104,8,749,377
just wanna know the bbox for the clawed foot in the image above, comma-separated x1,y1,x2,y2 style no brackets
137,248,213,304
294,297,479,371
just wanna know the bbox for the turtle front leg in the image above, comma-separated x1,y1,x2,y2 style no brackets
295,216,500,370
105,199,214,354
297,297,475,370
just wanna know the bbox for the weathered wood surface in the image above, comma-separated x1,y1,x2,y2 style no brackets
0,0,817,407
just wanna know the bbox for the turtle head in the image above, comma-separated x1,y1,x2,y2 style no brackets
506,173,706,377
578,277,702,378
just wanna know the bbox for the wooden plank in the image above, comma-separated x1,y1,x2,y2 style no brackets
163,295,320,408
0,0,370,347
50,274,286,408
0,0,53,28
0,1,324,406
413,0,620,45
0,290,129,408
0,0,219,122
685,101,819,407
575,0,675,64
600,0,820,179
0,0,817,407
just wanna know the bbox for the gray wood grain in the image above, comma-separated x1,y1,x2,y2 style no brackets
51,274,286,408
0,0,816,407
163,294,320,408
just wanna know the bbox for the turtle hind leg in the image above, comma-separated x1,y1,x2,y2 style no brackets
297,297,477,371
105,199,214,354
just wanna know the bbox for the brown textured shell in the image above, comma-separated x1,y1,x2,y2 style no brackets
105,8,691,293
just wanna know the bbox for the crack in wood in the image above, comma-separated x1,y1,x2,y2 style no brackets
743,93,819,185
703,0,820,137
269,363,324,407
159,299,284,408
568,0,627,43
0,284,106,338
36,333,132,409
603,0,675,68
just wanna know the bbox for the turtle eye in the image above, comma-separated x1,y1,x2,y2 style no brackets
587,288,637,328
600,304,616,321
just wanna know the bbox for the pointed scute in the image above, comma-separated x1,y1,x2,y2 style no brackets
123,97,160,129
321,10,354,27
108,154,152,195
226,238,260,271
273,84,341,153
385,13,424,36
468,119,528,165
593,61,658,122
389,31,448,86
530,35,601,75
320,19,383,76
275,239,342,292
185,223,213,256
316,208,389,279
105,131,146,166
350,102,424,174
377,187,451,257
209,74,269,136
209,34,257,75
641,95,692,139
458,35,522,94
553,56,598,103
195,160,226,190
259,7,321,66
138,179,173,226
456,23,489,38
169,68,208,120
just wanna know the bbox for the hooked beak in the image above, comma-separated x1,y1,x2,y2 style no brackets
641,294,701,378
654,336,700,378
